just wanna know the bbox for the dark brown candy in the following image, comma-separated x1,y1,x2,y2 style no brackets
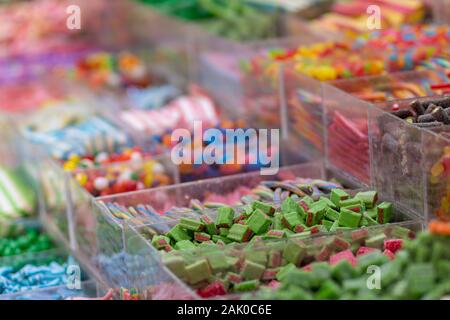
431,107,450,124
410,100,425,116
415,122,443,128
425,103,439,114
391,109,414,119
418,114,436,123
420,96,450,110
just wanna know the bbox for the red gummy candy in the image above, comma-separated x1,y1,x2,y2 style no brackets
268,280,280,289
329,249,357,267
197,282,227,298
383,249,396,260
356,246,377,257
384,239,403,253
302,263,313,271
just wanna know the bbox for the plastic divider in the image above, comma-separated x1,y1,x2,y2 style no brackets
323,83,373,186
423,126,450,221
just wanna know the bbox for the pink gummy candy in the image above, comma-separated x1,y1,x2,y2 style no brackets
356,246,378,257
268,280,280,289
384,239,403,253
383,249,396,260
329,249,357,267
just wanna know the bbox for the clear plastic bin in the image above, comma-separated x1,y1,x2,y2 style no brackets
423,126,450,221
323,83,373,186
0,280,102,300
66,153,179,261
0,248,95,299
95,221,197,299
126,220,423,300
432,0,450,23
281,62,325,162
370,96,450,221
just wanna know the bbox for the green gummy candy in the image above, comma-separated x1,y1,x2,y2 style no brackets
179,217,203,232
227,224,252,242
174,240,196,250
365,233,386,249
376,202,392,224
338,208,362,228
206,252,230,273
281,196,303,216
355,191,378,209
247,209,272,234
282,211,303,230
163,256,187,279
316,280,342,300
276,263,296,282
241,260,265,280
282,239,306,265
186,259,212,285
252,200,275,216
234,280,260,292
406,263,435,297
151,235,171,249
167,224,191,242
216,206,235,227
325,207,340,221
330,189,349,207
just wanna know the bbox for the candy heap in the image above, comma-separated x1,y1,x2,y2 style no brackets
149,189,393,252
0,229,53,257
73,158,172,197
0,166,36,223
24,115,131,161
119,93,219,137
137,0,279,41
332,71,449,103
0,262,68,295
100,177,342,225
74,52,152,90
388,96,450,128
162,223,416,297
310,0,428,37
249,226,450,299
244,25,450,82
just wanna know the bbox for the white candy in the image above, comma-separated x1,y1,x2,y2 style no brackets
118,170,132,183
130,152,143,162
95,152,109,164
94,177,109,191
152,162,165,174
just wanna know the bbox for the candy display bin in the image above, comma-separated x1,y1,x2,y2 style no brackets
38,157,73,248
127,220,423,300
111,0,198,83
323,83,373,186
422,126,450,221
369,102,427,219
281,62,325,162
65,153,179,263
193,33,324,128
432,0,450,23
96,219,197,299
0,280,102,300
0,249,91,298
370,96,450,221
95,161,328,221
